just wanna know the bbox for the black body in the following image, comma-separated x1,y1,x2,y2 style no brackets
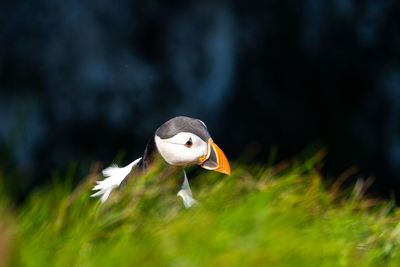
138,134,158,171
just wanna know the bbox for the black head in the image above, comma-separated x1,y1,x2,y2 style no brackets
153,116,230,174
155,116,211,142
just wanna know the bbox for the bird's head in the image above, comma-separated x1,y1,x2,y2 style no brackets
154,116,231,175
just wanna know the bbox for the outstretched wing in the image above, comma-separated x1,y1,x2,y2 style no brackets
91,157,142,203
177,169,198,208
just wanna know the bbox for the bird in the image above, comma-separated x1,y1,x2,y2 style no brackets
91,116,231,208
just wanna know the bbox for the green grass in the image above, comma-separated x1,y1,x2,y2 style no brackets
2,152,400,266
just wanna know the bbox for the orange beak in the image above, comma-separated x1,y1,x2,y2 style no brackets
200,139,231,175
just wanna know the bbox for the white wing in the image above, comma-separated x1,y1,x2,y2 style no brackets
91,157,142,203
177,169,198,208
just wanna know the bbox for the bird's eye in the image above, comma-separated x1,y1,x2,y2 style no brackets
185,138,193,148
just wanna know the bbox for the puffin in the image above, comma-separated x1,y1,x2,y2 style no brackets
91,116,231,207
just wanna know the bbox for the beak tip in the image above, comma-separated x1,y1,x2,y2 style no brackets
221,165,231,175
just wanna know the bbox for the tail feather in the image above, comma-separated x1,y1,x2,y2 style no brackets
91,157,142,203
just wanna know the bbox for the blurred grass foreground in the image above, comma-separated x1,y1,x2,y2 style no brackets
2,151,400,266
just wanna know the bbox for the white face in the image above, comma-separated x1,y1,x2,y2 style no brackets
154,132,208,166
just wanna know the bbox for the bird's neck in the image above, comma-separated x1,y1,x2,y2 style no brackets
137,135,183,189
138,134,181,175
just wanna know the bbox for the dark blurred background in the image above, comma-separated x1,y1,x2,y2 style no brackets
1,0,400,199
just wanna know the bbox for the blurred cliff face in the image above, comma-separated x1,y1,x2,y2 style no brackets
0,1,399,194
